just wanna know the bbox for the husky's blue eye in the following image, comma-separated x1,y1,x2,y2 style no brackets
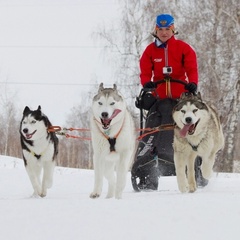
110,102,115,105
31,120,36,124
98,102,103,105
181,110,186,114
193,109,198,113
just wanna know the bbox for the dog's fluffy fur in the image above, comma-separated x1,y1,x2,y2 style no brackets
20,106,58,197
173,93,224,193
90,83,135,199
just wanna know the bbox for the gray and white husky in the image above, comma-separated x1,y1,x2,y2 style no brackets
90,83,135,199
173,93,224,193
20,106,58,197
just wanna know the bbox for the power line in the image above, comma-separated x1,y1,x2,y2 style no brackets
0,45,109,49
0,82,95,86
0,3,111,8
0,81,138,87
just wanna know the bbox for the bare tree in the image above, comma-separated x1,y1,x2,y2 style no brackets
178,0,240,172
57,92,93,169
0,1,239,171
96,0,240,172
0,85,21,157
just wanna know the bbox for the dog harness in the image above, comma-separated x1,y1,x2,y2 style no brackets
107,138,117,152
187,137,205,152
102,126,123,152
31,151,42,159
23,142,49,160
94,118,124,152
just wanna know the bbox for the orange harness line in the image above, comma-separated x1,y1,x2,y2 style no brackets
99,125,122,141
48,124,175,141
136,124,175,140
48,126,91,141
98,124,123,152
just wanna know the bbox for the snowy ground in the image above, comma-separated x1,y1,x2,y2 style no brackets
0,155,240,240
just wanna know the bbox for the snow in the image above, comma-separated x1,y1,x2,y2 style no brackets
1,155,240,240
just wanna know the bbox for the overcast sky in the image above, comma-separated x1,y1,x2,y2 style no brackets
0,0,119,125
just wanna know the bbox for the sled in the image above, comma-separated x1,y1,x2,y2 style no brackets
131,78,208,191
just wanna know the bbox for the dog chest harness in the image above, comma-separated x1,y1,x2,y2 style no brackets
94,117,123,152
107,138,117,152
187,136,205,152
22,139,50,160
102,126,123,152
31,151,42,159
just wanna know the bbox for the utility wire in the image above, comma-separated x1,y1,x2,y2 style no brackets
0,82,138,87
0,45,110,49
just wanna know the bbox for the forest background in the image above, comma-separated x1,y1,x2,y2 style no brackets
0,0,239,173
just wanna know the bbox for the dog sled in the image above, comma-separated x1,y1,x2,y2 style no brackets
131,78,208,191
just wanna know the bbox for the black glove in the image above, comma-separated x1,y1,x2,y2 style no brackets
143,81,156,89
185,82,197,93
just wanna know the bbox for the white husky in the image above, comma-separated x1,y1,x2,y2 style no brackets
173,93,224,193
90,83,135,199
20,106,58,197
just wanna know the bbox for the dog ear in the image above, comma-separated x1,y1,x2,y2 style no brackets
34,106,44,120
113,84,117,91
23,106,30,114
180,92,187,100
196,92,202,101
36,106,42,116
99,83,104,92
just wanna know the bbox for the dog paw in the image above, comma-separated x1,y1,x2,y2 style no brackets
178,183,189,193
201,168,212,179
179,187,188,193
106,193,114,199
115,195,122,200
188,183,197,193
31,193,41,198
90,193,100,199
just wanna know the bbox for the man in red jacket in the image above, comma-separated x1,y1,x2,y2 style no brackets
140,14,198,98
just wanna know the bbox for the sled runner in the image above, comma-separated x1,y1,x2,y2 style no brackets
131,78,208,191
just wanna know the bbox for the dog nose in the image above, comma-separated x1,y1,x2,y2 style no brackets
185,117,192,124
23,128,28,133
101,112,109,119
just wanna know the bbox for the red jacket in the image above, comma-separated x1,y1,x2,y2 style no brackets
140,36,198,99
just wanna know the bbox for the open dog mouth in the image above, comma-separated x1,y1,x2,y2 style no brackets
180,119,200,138
24,130,37,139
101,118,112,130
100,109,121,130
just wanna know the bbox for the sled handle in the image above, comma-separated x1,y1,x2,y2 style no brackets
155,78,187,86
142,78,187,92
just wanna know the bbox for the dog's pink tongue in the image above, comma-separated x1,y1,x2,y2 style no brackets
110,109,121,120
26,134,32,139
180,124,191,138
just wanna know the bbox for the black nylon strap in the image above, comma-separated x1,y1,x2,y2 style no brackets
108,138,116,152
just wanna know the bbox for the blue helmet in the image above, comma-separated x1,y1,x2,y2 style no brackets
156,14,174,28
